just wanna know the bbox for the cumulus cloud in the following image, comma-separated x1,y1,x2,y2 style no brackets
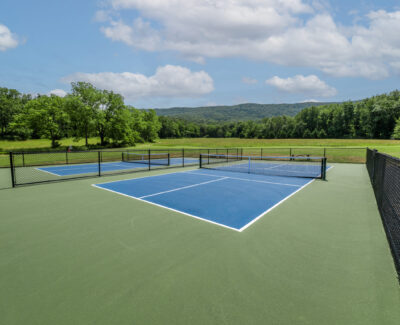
61,65,214,99
0,24,19,51
49,89,67,97
97,1,400,79
242,77,258,84
266,75,337,97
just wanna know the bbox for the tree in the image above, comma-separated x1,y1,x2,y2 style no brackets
392,118,400,139
303,129,312,138
19,95,69,147
98,90,126,145
69,82,102,146
0,88,28,138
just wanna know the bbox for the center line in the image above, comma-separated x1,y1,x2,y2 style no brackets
139,177,228,199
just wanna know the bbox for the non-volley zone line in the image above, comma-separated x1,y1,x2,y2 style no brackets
93,170,314,231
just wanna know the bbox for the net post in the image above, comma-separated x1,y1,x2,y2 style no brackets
182,149,185,167
168,153,170,166
148,149,151,170
321,157,327,180
98,151,101,176
9,152,15,188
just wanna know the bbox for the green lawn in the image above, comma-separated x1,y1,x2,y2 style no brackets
1,138,399,167
0,137,100,151
1,163,399,324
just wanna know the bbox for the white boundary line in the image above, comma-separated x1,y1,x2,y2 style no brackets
35,167,61,176
35,161,146,176
91,184,241,232
139,177,228,199
183,171,301,187
91,164,334,232
238,178,315,232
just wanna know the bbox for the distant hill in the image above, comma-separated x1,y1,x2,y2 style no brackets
153,102,333,123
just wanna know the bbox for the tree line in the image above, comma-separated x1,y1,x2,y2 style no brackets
1,84,400,148
159,91,400,140
0,83,160,147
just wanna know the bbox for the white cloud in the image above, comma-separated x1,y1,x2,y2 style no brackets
0,24,19,51
49,89,67,97
266,75,337,97
242,77,258,84
97,1,400,79
93,10,112,23
61,65,214,99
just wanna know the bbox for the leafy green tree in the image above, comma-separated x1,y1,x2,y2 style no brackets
69,82,102,146
303,129,312,138
392,118,400,139
98,90,126,145
318,129,327,139
0,88,28,137
17,95,69,147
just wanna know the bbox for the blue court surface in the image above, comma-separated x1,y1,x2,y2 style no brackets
93,169,315,231
37,158,198,176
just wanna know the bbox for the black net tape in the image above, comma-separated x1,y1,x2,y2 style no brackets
366,148,400,281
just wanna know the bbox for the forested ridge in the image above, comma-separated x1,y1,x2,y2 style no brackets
154,102,331,123
1,83,400,149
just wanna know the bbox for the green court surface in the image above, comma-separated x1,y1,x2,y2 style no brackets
1,164,399,324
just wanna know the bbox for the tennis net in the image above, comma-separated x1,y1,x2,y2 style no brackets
122,152,170,166
199,154,327,179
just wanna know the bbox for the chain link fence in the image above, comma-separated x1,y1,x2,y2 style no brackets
4,146,368,188
366,148,400,281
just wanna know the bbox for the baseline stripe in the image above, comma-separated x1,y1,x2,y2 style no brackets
183,171,301,187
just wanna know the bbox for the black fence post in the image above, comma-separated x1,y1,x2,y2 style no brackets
66,148,69,164
372,149,378,182
148,149,151,170
22,152,25,167
98,151,101,176
323,148,326,158
9,152,15,187
321,157,327,180
182,149,185,167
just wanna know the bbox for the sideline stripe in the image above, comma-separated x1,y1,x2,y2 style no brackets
91,184,240,232
139,177,228,199
239,178,315,231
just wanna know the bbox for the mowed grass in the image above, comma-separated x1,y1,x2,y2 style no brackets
0,137,100,151
1,164,399,324
1,138,399,167
138,138,400,148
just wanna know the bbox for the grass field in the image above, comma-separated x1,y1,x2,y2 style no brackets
1,163,399,324
1,138,399,168
2,137,400,152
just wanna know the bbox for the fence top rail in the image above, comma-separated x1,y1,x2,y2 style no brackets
369,149,400,163
8,146,370,155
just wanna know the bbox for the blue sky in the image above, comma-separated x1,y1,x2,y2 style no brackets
1,0,399,108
